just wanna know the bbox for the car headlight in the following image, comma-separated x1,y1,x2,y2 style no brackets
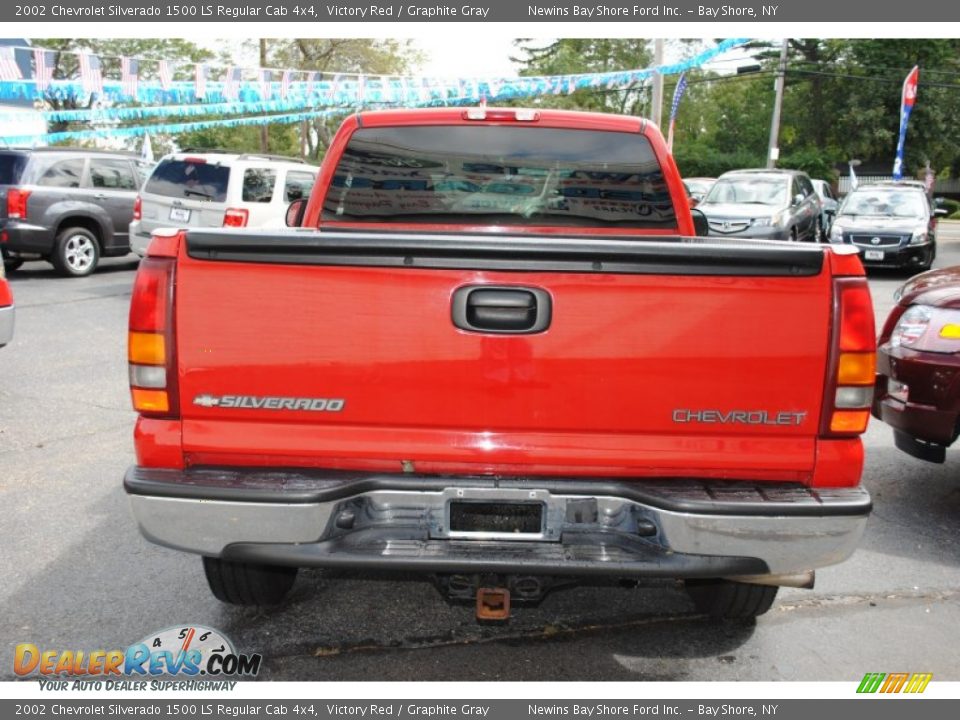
829,224,844,242
751,217,772,227
910,229,928,245
889,304,960,352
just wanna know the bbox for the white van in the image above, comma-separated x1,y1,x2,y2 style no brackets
130,152,318,256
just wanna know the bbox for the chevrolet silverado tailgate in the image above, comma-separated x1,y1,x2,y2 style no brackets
170,230,833,480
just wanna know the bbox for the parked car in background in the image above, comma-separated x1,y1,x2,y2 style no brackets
683,177,716,206
874,266,960,462
697,169,821,241
130,152,318,256
0,148,142,277
0,261,13,347
828,182,944,272
811,179,839,241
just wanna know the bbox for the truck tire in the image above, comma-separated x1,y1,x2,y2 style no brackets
202,557,298,606
52,227,100,277
684,579,778,619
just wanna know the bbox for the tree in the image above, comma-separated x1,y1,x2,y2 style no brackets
221,38,424,161
512,39,653,115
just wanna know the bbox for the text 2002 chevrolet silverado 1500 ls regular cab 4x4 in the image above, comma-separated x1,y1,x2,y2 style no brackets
123,108,876,620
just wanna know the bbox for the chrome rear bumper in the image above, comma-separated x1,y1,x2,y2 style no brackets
125,467,870,579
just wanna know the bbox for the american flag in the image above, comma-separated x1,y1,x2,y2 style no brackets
0,47,22,81
666,72,688,152
306,71,319,98
194,63,207,99
121,57,139,99
329,74,342,103
158,60,173,91
280,69,293,100
222,66,241,102
418,78,432,104
34,49,54,92
379,76,392,103
259,69,271,100
78,52,103,95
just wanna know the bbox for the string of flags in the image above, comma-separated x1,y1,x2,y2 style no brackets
0,39,749,107
0,39,749,146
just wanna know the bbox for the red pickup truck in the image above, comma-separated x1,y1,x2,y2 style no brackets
124,108,875,620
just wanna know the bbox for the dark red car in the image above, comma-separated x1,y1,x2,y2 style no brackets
874,265,960,461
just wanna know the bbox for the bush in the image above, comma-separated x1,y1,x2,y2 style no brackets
673,145,764,178
674,144,838,183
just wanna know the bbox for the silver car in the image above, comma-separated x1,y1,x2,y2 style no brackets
812,179,839,241
698,169,822,242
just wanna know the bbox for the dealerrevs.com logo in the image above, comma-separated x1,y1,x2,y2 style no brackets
15,625,261,690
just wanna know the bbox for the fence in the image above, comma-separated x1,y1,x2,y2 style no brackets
838,174,960,195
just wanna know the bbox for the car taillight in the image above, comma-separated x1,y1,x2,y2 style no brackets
133,195,142,221
821,277,876,436
6,188,30,220
223,208,249,227
128,257,178,418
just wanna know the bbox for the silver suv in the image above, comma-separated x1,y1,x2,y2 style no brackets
698,169,822,242
131,152,318,256
1,148,142,276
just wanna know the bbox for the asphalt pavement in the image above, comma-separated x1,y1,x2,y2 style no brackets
2,226,959,682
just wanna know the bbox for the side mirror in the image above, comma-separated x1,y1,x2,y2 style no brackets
285,198,307,227
691,208,709,237
793,193,805,206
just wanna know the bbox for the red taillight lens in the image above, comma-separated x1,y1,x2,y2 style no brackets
128,257,178,418
7,188,31,220
821,277,876,438
837,279,875,352
129,258,171,333
133,195,142,221
223,208,249,227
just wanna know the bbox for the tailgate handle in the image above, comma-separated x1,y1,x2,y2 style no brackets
452,286,551,334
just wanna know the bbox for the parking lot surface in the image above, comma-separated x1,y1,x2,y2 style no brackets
2,227,959,681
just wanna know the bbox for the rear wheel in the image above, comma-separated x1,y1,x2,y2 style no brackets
685,579,778,619
202,557,298,606
51,227,100,277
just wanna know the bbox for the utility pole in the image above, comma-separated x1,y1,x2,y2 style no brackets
259,39,269,154
766,39,788,169
650,39,664,127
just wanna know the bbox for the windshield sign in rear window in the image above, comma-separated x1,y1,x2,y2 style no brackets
323,126,676,229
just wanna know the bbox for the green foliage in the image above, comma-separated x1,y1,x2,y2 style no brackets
779,150,838,182
673,143,763,178
512,39,653,115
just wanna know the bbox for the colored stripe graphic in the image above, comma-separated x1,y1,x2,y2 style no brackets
880,672,909,693
904,673,933,694
857,672,931,694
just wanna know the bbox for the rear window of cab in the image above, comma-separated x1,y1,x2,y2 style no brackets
322,125,676,229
